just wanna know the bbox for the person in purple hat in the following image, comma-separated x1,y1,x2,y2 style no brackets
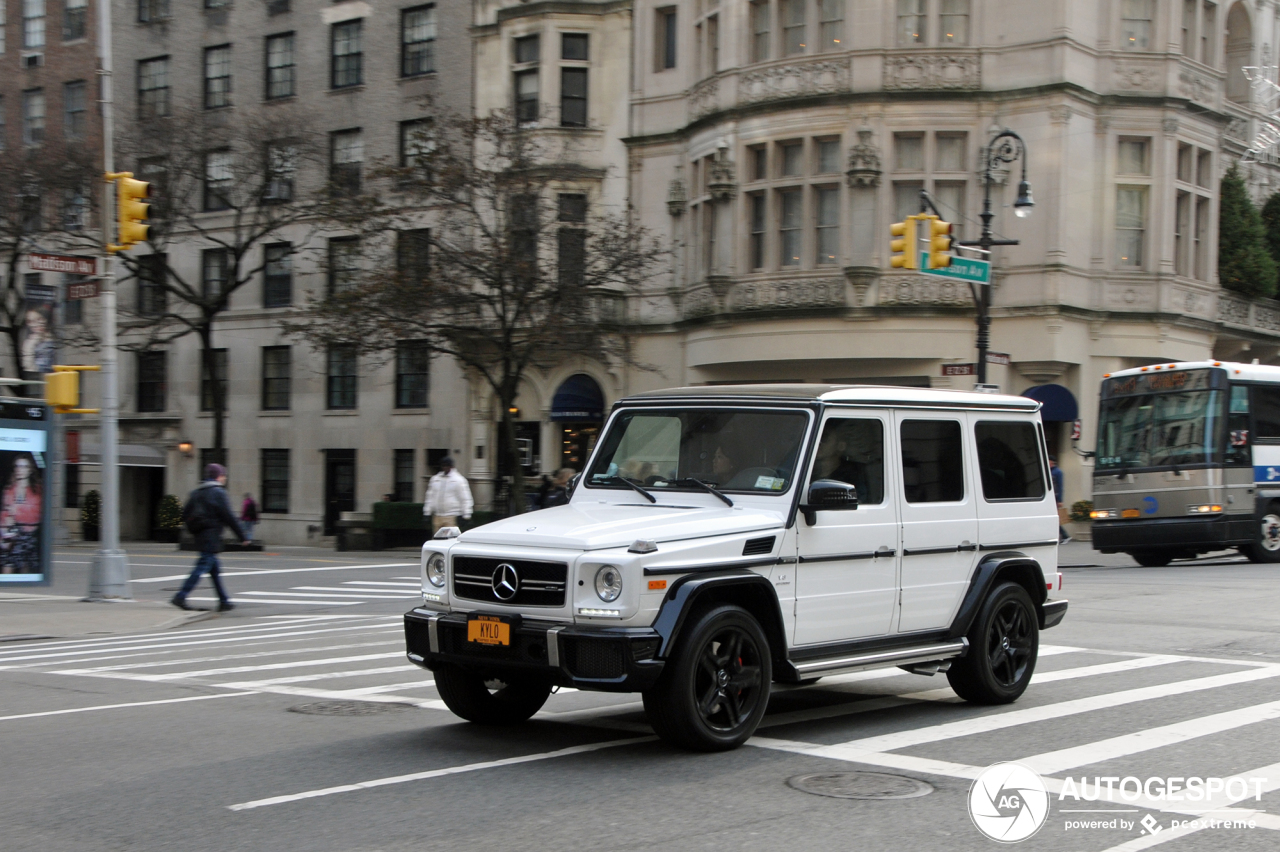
173,463,250,612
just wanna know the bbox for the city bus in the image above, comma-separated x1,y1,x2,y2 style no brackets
1090,361,1280,566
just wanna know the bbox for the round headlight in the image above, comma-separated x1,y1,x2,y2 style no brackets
594,565,623,602
426,553,447,588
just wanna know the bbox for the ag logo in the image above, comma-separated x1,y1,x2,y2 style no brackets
968,762,1050,843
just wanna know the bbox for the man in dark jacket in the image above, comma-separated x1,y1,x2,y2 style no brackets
172,463,249,612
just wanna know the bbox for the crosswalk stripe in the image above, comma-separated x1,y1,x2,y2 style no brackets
54,651,403,680
339,679,435,695
217,664,415,689
0,693,255,723
898,655,1188,702
194,597,362,606
132,563,418,584
288,587,418,596
237,591,406,599
58,640,402,674
340,581,421,587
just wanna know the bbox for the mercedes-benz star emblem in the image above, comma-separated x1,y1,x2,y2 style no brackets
492,563,520,601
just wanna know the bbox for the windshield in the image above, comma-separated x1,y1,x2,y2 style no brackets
1097,390,1222,469
586,408,811,494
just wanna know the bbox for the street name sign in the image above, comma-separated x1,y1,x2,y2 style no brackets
66,279,100,300
942,352,1010,376
28,253,97,276
919,252,991,284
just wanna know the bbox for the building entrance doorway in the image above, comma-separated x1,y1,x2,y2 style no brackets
324,449,356,536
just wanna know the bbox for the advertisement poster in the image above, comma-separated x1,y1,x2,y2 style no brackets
0,404,53,584
22,279,57,377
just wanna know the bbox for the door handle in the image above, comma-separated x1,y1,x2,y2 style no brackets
958,541,977,552
875,546,895,557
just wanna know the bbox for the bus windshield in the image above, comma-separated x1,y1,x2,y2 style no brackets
1097,390,1222,470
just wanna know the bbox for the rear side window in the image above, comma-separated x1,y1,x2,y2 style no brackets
975,421,1046,501
900,420,964,503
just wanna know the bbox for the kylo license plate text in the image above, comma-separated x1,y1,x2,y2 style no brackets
467,615,510,646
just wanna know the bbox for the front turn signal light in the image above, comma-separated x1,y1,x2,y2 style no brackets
1090,509,1120,520
1187,504,1223,514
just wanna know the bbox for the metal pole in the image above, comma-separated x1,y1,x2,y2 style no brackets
976,165,994,386
87,0,131,600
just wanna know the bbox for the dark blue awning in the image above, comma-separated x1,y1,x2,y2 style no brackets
1021,384,1078,422
551,374,604,421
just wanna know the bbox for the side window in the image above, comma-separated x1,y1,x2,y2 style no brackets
813,418,884,504
900,419,964,503
974,421,1046,501
1252,386,1280,440
1228,385,1250,465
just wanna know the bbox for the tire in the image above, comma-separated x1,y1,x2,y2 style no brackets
433,666,551,725
643,604,772,751
1242,511,1280,563
946,581,1038,705
1132,550,1174,568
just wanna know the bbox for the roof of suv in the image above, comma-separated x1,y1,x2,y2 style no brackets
617,384,1040,411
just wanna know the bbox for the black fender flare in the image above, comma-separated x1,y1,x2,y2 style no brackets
948,552,1049,640
651,570,788,666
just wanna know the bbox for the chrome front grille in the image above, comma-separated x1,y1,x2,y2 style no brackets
452,556,568,607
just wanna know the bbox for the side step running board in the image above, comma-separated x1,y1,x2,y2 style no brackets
791,639,969,679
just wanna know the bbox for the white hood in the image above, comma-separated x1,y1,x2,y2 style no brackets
458,501,786,551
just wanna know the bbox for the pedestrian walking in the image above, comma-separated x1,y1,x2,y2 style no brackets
173,464,250,612
423,457,473,533
541,468,576,508
1049,455,1070,543
240,493,259,543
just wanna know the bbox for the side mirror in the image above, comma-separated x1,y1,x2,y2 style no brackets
801,479,858,525
567,473,581,496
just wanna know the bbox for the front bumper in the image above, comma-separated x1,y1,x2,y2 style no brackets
404,608,665,693
1092,515,1253,553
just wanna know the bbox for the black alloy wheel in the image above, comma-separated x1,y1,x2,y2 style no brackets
643,604,772,751
1242,510,1280,563
946,581,1038,705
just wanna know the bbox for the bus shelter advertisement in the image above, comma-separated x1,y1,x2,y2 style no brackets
0,410,52,584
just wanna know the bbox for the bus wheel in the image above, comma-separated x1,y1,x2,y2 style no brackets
1131,550,1173,567
1243,512,1280,563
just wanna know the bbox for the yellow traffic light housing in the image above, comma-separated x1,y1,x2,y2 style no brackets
45,370,79,411
890,215,919,269
107,172,151,252
927,218,953,269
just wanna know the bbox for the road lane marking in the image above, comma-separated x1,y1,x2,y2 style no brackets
0,692,253,722
226,737,657,811
217,664,414,688
55,651,406,681
897,654,1189,702
246,589,416,598
132,563,417,583
337,679,435,695
59,640,402,673
193,597,362,606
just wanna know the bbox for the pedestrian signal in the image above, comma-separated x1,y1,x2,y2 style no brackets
890,216,919,269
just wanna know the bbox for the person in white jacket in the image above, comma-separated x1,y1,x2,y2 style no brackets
423,457,473,532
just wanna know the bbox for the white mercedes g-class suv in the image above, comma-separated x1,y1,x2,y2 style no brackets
405,385,1067,750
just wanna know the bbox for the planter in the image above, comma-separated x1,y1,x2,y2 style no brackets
1064,521,1091,542
152,528,180,543
82,524,99,542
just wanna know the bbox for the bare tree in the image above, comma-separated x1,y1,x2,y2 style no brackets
79,104,324,452
0,140,100,392
290,109,664,512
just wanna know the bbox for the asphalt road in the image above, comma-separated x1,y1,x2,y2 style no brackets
4,542,1280,851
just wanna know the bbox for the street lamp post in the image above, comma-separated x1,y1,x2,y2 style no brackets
957,129,1035,387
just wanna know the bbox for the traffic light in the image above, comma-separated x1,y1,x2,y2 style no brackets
927,218,953,269
45,370,79,411
111,172,151,252
890,215,919,269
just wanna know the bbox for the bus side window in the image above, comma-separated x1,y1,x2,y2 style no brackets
1228,385,1251,465
1253,386,1280,442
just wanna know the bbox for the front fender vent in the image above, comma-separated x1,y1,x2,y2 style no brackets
743,536,776,557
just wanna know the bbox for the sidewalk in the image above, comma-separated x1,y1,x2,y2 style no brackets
0,592,213,642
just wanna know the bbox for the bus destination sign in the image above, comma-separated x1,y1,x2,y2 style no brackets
1103,369,1218,398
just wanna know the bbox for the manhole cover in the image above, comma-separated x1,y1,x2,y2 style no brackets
787,772,933,800
288,701,411,717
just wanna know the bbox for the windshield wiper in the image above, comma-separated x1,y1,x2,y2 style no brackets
674,478,734,507
598,475,657,503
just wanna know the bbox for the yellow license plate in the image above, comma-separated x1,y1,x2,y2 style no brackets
467,616,510,646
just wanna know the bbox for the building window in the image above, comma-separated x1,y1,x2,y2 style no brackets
0,98,6,150
326,345,357,409
749,193,766,270
558,193,587,286
22,0,44,49
331,19,362,89
514,35,540,124
892,130,968,237
62,80,85,140
62,185,88,231
261,449,289,513
261,345,290,410
894,132,924,170
137,56,170,118
265,33,295,99
897,0,925,45
779,189,801,266
396,228,430,284
199,348,228,412
22,88,43,145
781,141,803,176
63,0,86,41
516,33,540,63
137,350,167,412
1117,137,1150,176
817,138,841,173
1120,0,1153,50
1115,186,1147,267
940,0,969,43
750,1,770,62
782,0,805,55
815,186,839,265
393,449,416,502
1174,142,1212,281
1175,190,1190,276
327,236,359,295
137,253,166,315
204,149,233,211
819,0,844,50
395,341,430,409
1201,2,1215,65
138,0,169,23
329,129,362,196
1194,196,1209,279
401,5,436,77
204,45,232,109
706,14,719,73
264,242,292,307
65,461,79,508
751,146,768,180
560,68,587,127
399,118,432,176
265,142,296,203
656,7,677,70
202,248,228,299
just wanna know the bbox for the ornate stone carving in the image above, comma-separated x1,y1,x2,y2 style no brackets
1178,69,1215,103
689,77,720,118
737,58,851,105
844,266,878,306
1113,61,1160,91
1163,117,1180,135
730,278,845,312
883,53,980,90
707,158,737,201
846,129,882,187
1183,289,1206,315
683,286,718,318
1049,105,1073,125
1219,294,1252,325
666,178,687,217
1257,304,1280,332
1226,116,1249,141
879,276,970,305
